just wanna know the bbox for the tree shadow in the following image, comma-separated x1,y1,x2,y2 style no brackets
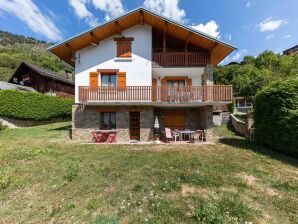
219,137,298,168
47,124,72,139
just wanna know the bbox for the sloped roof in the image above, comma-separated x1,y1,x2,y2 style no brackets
48,7,236,66
0,81,36,92
9,62,74,85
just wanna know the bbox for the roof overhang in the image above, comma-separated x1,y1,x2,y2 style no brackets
48,7,236,66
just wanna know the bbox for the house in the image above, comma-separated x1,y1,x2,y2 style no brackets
235,97,253,113
9,62,75,98
283,45,298,55
48,7,235,142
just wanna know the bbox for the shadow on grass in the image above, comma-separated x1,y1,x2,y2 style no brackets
219,137,298,168
47,124,72,139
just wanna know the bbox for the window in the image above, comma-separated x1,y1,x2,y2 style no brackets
102,74,117,86
166,80,186,87
101,112,116,130
114,37,134,58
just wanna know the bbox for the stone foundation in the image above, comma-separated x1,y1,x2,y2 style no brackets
71,105,154,142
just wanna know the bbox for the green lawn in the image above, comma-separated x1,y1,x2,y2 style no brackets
0,122,297,223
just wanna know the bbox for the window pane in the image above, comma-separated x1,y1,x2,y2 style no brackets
110,112,116,129
102,75,109,86
110,75,117,86
179,81,185,87
166,81,173,87
101,112,109,129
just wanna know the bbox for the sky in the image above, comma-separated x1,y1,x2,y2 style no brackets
0,0,297,64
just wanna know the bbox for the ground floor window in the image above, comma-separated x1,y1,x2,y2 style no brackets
100,112,116,130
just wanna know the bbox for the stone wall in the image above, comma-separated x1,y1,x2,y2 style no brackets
71,105,154,142
231,114,248,138
140,107,154,141
0,117,70,129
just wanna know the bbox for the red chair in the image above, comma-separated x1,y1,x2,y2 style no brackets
92,131,101,143
107,131,117,143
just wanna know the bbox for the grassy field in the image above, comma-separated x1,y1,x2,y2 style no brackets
0,122,297,223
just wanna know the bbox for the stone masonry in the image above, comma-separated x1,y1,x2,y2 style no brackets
71,105,154,142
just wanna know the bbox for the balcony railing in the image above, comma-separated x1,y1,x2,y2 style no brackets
78,85,232,103
152,52,210,66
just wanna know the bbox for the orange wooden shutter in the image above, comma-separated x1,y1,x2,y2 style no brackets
152,79,157,102
161,78,166,101
117,41,131,58
90,72,98,90
117,72,126,88
186,78,192,87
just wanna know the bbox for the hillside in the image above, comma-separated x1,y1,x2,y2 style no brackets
0,30,73,82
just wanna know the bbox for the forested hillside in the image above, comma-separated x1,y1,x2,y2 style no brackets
0,30,73,81
214,51,298,97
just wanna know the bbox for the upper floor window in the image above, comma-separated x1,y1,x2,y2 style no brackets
114,37,134,58
102,74,117,86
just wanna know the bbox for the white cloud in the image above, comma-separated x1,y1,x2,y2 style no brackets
143,0,186,23
284,35,292,39
222,49,248,64
68,0,99,27
246,1,251,7
91,0,124,21
225,33,232,41
0,0,62,41
258,17,289,32
191,20,220,38
266,34,274,40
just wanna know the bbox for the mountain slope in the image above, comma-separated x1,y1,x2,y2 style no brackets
0,30,73,82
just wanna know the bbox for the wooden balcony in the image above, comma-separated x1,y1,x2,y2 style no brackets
152,51,210,66
78,85,232,104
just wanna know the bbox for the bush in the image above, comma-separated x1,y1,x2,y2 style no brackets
228,97,235,113
254,79,298,156
0,90,73,121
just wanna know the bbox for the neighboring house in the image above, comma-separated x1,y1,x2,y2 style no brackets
9,62,74,98
235,97,253,113
0,81,36,92
48,7,235,142
283,45,298,55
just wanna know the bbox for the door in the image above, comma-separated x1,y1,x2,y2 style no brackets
164,111,185,130
130,112,140,141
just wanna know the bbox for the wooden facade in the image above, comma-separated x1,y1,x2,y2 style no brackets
9,62,74,98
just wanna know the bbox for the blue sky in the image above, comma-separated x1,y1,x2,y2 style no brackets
0,0,297,63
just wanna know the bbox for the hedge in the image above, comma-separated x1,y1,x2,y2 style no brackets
0,90,73,121
254,79,298,156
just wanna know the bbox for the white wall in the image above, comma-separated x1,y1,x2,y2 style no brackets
74,24,152,103
152,67,204,86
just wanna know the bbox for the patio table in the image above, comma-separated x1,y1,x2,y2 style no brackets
178,130,195,141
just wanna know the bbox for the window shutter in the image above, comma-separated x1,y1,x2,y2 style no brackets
117,72,126,89
186,78,192,87
115,37,133,58
152,79,157,102
161,78,166,101
90,72,98,90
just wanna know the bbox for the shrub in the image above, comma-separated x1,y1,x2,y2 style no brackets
228,97,235,113
0,90,73,121
254,79,298,156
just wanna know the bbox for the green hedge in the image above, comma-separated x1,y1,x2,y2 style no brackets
0,90,73,121
254,79,298,156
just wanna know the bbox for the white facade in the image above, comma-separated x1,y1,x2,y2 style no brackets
74,24,205,103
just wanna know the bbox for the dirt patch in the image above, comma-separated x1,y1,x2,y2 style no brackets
237,173,281,197
181,184,210,197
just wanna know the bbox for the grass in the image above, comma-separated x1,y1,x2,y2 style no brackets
0,122,297,223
